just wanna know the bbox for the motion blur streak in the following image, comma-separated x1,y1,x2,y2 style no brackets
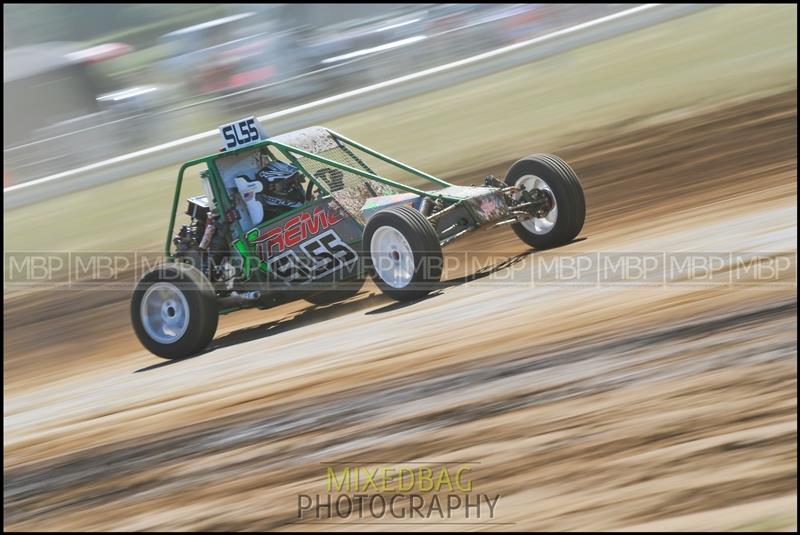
3,3,796,531
4,90,797,531
2,4,659,194
320,35,429,64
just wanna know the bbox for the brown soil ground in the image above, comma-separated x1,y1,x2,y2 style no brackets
3,91,797,531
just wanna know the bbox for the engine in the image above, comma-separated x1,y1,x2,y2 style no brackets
173,195,236,285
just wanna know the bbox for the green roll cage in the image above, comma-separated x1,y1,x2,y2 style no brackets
166,129,463,277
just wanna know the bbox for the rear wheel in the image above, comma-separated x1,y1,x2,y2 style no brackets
505,154,586,249
363,206,443,302
131,263,218,360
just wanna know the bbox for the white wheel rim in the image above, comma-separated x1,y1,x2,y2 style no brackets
515,174,558,235
140,282,190,344
370,226,415,289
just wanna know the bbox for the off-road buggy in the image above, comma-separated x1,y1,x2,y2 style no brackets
131,118,585,358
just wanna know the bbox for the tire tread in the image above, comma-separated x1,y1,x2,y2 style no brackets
504,153,586,249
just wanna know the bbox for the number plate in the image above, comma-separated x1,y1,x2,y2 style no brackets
218,117,266,150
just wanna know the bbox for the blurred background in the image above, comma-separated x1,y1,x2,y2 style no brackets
3,3,623,186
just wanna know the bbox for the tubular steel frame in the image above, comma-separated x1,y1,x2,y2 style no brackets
166,130,461,278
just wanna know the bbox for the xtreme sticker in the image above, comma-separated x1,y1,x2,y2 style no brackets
251,205,343,259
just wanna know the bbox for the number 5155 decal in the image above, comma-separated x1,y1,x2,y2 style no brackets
268,229,358,282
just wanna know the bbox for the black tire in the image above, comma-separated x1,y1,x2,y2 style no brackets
131,262,219,360
363,206,443,302
505,154,586,249
303,277,365,306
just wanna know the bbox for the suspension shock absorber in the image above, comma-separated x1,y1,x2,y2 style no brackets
198,220,216,250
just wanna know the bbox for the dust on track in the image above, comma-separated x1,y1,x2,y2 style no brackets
3,91,797,531
4,91,796,382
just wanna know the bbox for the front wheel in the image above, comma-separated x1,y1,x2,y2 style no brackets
505,154,586,249
363,206,443,302
131,263,219,360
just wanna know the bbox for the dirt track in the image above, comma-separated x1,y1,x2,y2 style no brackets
3,91,797,530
